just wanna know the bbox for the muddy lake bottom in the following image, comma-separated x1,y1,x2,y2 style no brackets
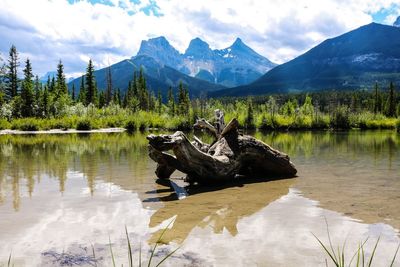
0,130,399,266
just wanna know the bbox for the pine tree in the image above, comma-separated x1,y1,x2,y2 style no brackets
167,86,175,116
177,82,190,115
386,82,396,117
245,97,255,129
373,82,381,114
157,90,162,114
34,75,41,116
42,85,49,118
71,84,76,101
6,45,19,100
20,58,34,117
98,91,105,108
114,88,121,106
105,66,113,105
50,76,56,93
78,77,86,104
0,55,6,105
137,68,149,110
85,59,97,105
56,60,68,96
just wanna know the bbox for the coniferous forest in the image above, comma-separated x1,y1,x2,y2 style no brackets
0,45,399,132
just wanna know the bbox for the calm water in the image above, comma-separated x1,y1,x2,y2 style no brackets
0,131,399,266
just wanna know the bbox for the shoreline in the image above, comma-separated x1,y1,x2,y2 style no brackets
0,128,126,135
0,127,398,135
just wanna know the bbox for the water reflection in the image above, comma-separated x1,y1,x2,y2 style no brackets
0,131,399,266
146,177,295,243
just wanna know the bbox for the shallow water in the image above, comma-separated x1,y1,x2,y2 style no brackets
0,131,399,266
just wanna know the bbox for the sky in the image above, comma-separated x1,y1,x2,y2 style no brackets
0,0,400,78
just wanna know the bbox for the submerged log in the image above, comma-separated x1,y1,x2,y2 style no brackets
147,115,297,184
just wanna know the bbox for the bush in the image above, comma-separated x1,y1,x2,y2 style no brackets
0,119,10,130
125,119,137,132
312,114,330,129
76,118,92,130
11,118,40,131
330,106,350,129
138,120,148,131
50,119,74,130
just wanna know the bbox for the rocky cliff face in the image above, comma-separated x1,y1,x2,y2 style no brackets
135,36,277,87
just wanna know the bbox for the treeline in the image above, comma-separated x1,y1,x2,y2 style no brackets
0,45,399,132
0,45,191,119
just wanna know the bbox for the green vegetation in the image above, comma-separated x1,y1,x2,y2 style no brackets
314,220,400,267
0,45,399,132
109,219,179,267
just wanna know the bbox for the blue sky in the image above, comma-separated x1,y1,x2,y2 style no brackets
0,0,399,78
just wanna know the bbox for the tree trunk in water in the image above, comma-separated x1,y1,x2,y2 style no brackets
147,118,297,184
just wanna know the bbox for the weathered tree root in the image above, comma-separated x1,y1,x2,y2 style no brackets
147,115,297,184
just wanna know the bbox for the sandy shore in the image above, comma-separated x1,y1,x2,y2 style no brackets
0,128,126,135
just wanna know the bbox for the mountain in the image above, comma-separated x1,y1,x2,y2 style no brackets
394,16,400,27
68,54,224,98
40,71,74,83
136,36,277,87
213,23,400,97
39,71,56,83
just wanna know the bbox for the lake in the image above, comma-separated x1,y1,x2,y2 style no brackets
0,130,399,266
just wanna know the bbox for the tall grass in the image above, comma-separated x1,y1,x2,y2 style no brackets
313,219,400,267
109,219,179,267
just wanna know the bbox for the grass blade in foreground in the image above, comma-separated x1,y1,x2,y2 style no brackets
148,218,176,267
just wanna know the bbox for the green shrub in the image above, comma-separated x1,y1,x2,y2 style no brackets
0,119,10,130
125,119,137,132
312,114,330,129
397,119,400,132
11,118,40,131
51,119,74,130
330,106,350,129
76,118,92,130
138,120,148,131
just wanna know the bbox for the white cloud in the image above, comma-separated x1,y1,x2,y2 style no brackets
0,0,399,77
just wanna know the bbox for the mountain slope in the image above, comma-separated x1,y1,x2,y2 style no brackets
68,55,225,97
136,36,277,87
213,23,400,97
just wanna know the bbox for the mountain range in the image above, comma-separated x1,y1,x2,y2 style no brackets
67,19,400,98
68,37,275,97
213,22,400,97
137,36,276,87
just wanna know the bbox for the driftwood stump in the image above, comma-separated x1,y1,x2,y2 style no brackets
147,112,297,184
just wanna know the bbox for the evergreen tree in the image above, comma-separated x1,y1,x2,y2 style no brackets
177,82,190,115
105,66,113,105
114,88,121,106
0,55,5,105
148,91,156,111
56,60,68,96
34,75,41,116
78,77,86,104
42,85,49,118
386,82,396,117
373,82,381,114
167,86,175,116
245,97,255,129
157,90,162,114
20,58,34,117
50,76,56,93
6,45,19,100
98,91,106,108
85,59,97,105
71,84,76,101
137,68,149,110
